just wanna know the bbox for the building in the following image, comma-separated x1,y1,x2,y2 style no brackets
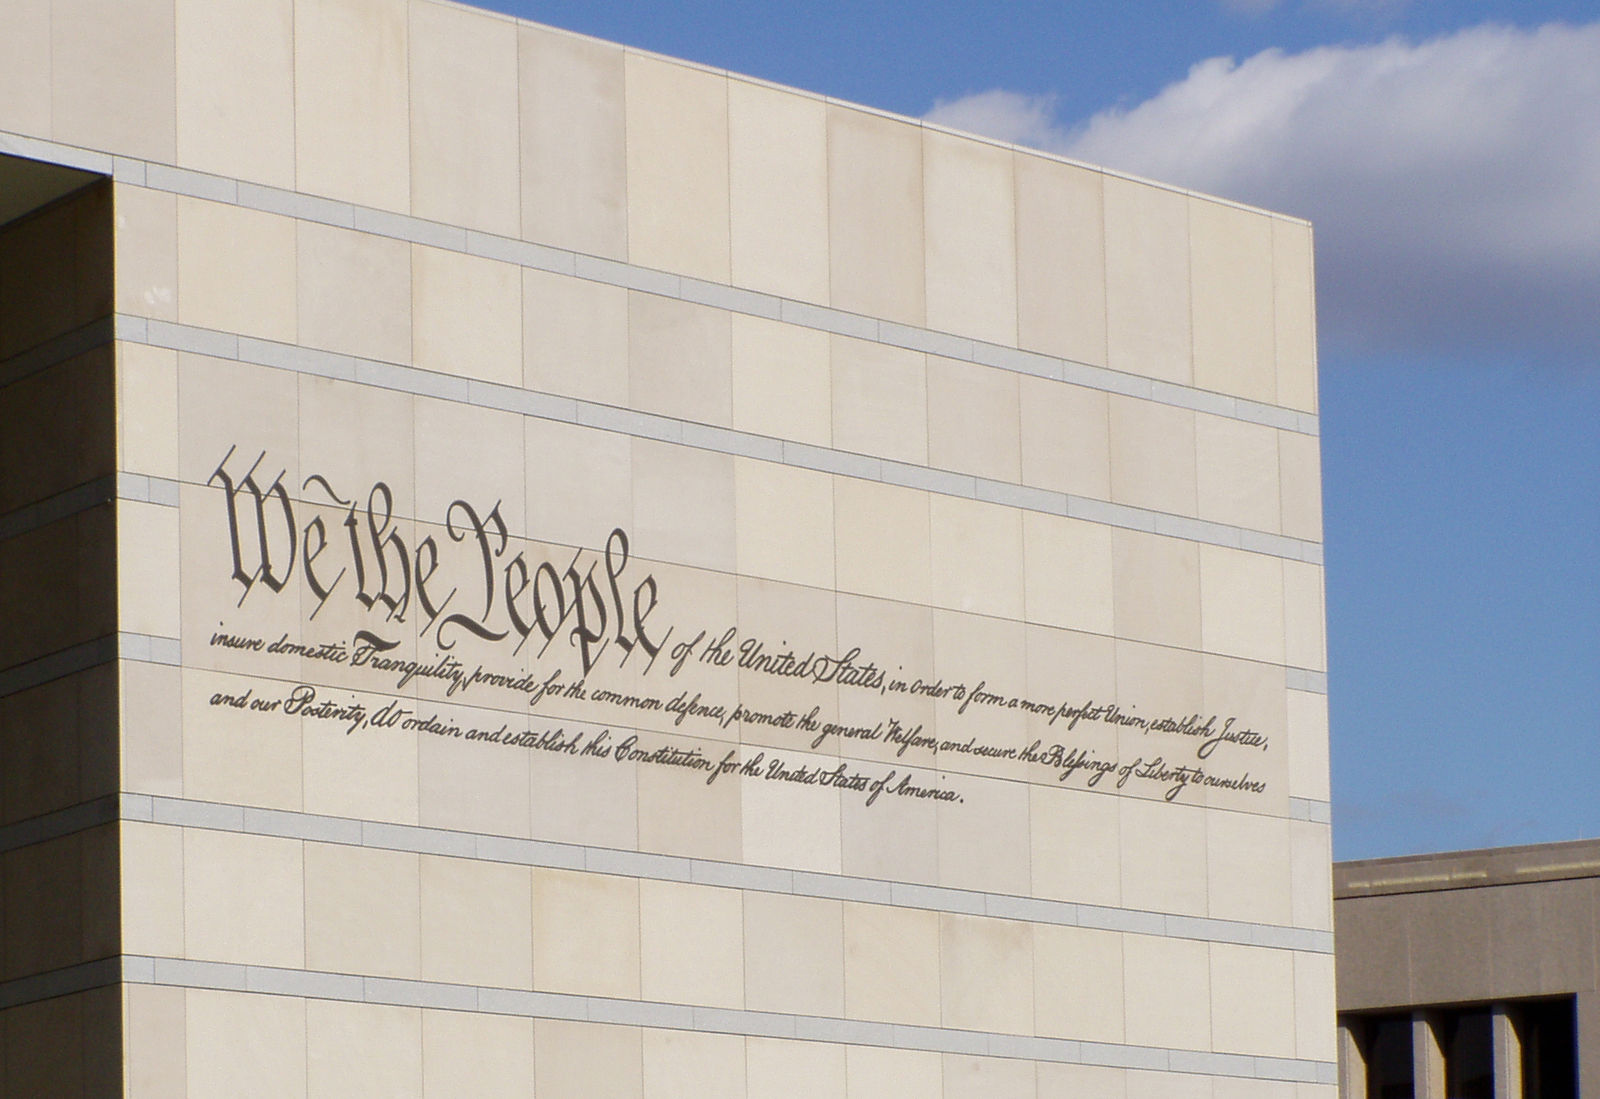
1335,840,1599,1098
0,1,1330,1094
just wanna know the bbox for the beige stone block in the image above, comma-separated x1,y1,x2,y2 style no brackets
629,292,732,426
296,221,412,364
642,1030,745,1099
730,313,832,448
422,1010,535,1098
828,106,924,326
845,1045,943,1097
413,394,526,542
940,913,1033,1034
114,186,177,323
625,53,730,283
1016,154,1107,366
1112,530,1201,651
122,661,182,797
1274,219,1319,413
0,0,50,137
741,750,843,874
1019,376,1111,500
412,244,522,386
119,500,180,639
1199,653,1288,813
419,855,531,988
1038,1063,1128,1098
184,829,303,968
529,721,638,849
295,372,415,521
834,478,931,606
1120,798,1209,916
186,990,306,1099
176,354,299,487
51,0,175,160
831,335,927,464
177,198,297,343
1199,545,1286,664
923,130,1017,345
304,842,419,979
1279,431,1324,544
175,0,294,187
306,999,421,1098
1196,414,1281,534
127,984,186,1099
940,773,1031,893
732,576,840,745
1285,689,1330,803
1104,176,1191,385
1123,933,1211,1051
631,440,736,573
833,592,937,768
744,892,845,1017
300,700,419,825
930,495,1023,619
734,459,835,590
1109,395,1197,518
729,79,830,302
409,0,519,235
1284,560,1328,672
121,821,184,958
535,1019,643,1098
524,268,629,405
1035,924,1125,1042
1295,950,1338,1061
1211,942,1296,1057
1117,636,1203,735
418,713,531,838
119,343,179,480
1022,512,1115,635
748,1037,847,1099
1191,198,1276,403
927,356,1021,481
843,902,940,1025
525,419,632,554
840,774,940,884
1029,782,1122,907
1127,1071,1214,1099
294,0,410,212
180,668,303,812
532,867,640,999
519,24,627,258
1207,811,1292,925
640,879,744,1009
943,1054,1038,1098
1291,820,1334,932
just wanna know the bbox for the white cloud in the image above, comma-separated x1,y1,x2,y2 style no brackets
925,22,1600,363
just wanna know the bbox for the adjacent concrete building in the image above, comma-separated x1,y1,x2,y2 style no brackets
1,1,1330,1094
1335,840,1597,1098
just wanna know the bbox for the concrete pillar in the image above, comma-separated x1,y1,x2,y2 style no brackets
1413,1011,1446,1099
1492,1003,1523,1099
1337,1020,1368,1099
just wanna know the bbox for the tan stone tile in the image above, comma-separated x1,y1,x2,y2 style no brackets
1022,512,1115,635
831,335,927,465
631,440,736,573
744,891,844,1017
930,495,1024,620
1291,820,1334,932
927,356,1021,482
409,0,519,235
939,913,1033,1034
625,53,730,283
1211,942,1296,1057
126,984,186,1099
121,822,184,958
1285,689,1330,803
183,829,304,968
306,999,421,1098
923,130,1017,346
524,268,629,405
122,660,182,797
304,842,419,979
942,1053,1037,1099
730,314,832,448
412,245,522,386
642,1030,745,1099
1109,395,1198,518
628,292,732,426
175,0,294,187
1123,933,1211,1051
1030,786,1122,907
294,0,410,212
1207,811,1292,925
296,221,412,364
1035,924,1125,1042
834,478,931,607
1104,176,1191,385
1016,154,1108,366
729,79,830,302
845,1045,943,1097
422,1010,535,1097
748,1037,847,1099
531,867,640,999
1195,413,1281,534
114,186,177,323
51,0,175,160
1284,559,1327,671
1019,376,1111,500
0,0,49,137
534,1019,642,1098
1191,197,1275,403
1111,530,1201,651
1119,797,1208,916
419,855,532,989
518,24,627,258
843,902,940,1025
1274,219,1319,413
741,747,844,874
639,879,744,1008
176,198,297,343
734,459,836,590
828,105,924,326
186,989,306,1099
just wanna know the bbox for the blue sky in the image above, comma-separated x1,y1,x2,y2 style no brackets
489,0,1599,860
